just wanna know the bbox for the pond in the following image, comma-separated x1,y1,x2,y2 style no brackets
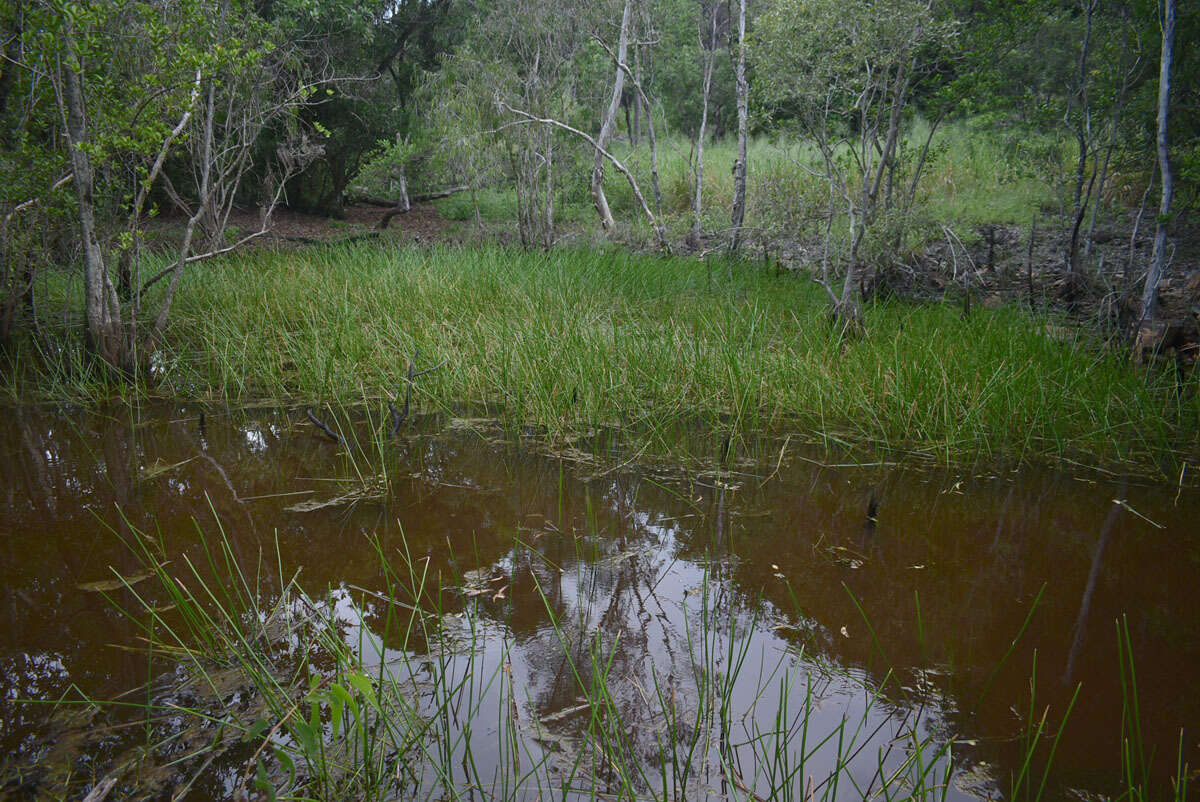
1,405,1197,800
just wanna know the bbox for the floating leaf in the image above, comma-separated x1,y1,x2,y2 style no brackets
139,456,196,481
78,568,157,592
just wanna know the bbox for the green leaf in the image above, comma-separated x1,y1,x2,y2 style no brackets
346,671,380,712
254,758,277,802
330,682,360,734
289,720,319,757
273,747,296,787
242,716,270,743
328,686,344,740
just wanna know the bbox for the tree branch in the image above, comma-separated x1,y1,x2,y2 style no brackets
497,99,665,248
2,172,74,225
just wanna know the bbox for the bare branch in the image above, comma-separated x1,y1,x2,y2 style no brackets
2,172,74,225
497,99,666,248
131,69,203,223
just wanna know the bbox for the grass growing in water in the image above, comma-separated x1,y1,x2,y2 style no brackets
159,243,1194,469
7,241,1196,471
15,501,1192,801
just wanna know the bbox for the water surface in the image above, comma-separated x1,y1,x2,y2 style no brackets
1,405,1197,800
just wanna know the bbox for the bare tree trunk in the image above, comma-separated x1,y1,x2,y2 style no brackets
1065,0,1096,288
729,0,749,253
544,128,555,248
149,83,215,353
639,92,662,225
690,2,717,249
835,208,866,328
900,113,942,225
60,43,125,371
1084,49,1138,264
868,60,909,208
592,0,633,232
501,102,665,248
635,0,662,220
1140,0,1175,321
1124,163,1154,288
632,92,641,147
623,96,634,146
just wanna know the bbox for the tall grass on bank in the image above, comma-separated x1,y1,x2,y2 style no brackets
8,242,1196,469
437,121,1068,241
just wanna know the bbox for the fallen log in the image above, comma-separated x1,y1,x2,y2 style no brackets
349,186,468,208
377,205,410,230
351,192,406,208
349,185,469,230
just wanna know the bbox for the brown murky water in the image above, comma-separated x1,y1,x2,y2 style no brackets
1,404,1198,800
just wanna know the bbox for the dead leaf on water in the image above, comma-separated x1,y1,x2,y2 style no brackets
139,457,197,481
285,489,383,512
839,626,850,638
78,568,159,593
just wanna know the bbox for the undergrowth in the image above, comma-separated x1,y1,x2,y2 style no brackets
435,120,1069,242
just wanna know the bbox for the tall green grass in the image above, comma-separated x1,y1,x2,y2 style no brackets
140,242,1193,470
6,242,1195,470
476,119,1068,241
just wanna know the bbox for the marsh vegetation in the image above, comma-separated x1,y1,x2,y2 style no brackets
2,0,1199,799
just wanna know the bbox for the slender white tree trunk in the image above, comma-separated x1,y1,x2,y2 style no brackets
150,82,215,351
60,40,125,370
1066,0,1096,283
544,129,555,248
592,0,633,232
1140,0,1175,320
729,0,749,253
690,2,717,249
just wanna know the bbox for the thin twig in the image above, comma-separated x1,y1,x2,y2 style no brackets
305,409,345,444
2,172,74,225
389,349,448,434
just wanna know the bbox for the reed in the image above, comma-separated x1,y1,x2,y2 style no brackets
4,240,1195,472
163,242,1195,471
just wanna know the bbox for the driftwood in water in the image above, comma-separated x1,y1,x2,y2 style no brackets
305,409,345,445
